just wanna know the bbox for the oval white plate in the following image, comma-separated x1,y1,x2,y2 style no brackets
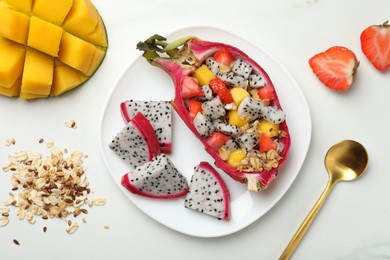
99,26,311,237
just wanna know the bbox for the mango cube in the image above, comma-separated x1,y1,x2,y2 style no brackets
0,37,26,88
19,92,48,100
192,65,216,86
227,110,249,127
85,16,108,47
3,0,33,12
86,47,105,76
63,0,98,38
230,87,250,106
21,49,54,95
0,78,21,97
0,7,30,44
33,0,73,25
59,32,100,75
51,63,88,96
28,17,63,57
258,120,280,138
227,149,245,166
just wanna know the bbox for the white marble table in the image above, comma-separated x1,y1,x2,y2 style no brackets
1,0,389,259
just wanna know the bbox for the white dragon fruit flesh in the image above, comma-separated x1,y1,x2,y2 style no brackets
137,35,291,191
236,131,260,151
184,162,230,220
193,112,215,137
121,154,189,199
120,100,172,154
109,112,161,168
215,123,240,137
201,96,226,119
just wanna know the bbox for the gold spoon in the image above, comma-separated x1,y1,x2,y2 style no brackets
279,140,368,260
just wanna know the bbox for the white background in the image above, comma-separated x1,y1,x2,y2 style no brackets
0,0,389,259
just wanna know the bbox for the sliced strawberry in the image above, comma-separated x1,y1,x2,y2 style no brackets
257,85,275,101
309,46,359,91
361,21,390,72
214,48,236,66
259,133,278,153
182,76,204,98
206,132,231,151
209,78,234,104
188,99,203,119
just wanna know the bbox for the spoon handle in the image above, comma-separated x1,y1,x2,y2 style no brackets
279,179,336,260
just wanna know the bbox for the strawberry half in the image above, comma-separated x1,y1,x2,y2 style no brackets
360,21,390,72
209,78,234,104
309,46,359,91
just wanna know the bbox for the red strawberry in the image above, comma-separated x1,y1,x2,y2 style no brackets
259,133,277,153
214,48,236,66
188,99,203,119
206,132,230,151
209,78,234,104
182,76,204,98
257,85,275,101
360,21,390,72
309,46,359,91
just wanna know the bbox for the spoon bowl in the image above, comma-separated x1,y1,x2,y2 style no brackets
280,140,368,260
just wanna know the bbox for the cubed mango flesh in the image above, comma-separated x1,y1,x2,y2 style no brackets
3,0,33,12
227,110,249,127
27,17,63,57
192,65,216,86
258,120,280,138
58,32,101,75
21,48,54,96
0,37,25,88
230,87,250,106
51,62,88,96
0,6,30,44
33,0,73,25
63,0,98,38
19,92,48,100
227,149,246,166
85,16,108,48
0,78,21,97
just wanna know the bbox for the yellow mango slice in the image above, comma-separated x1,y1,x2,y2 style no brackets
63,0,98,38
0,37,25,88
19,92,48,100
3,0,33,12
86,15,108,47
0,6,30,44
258,120,280,138
192,65,216,86
51,62,88,96
27,16,63,57
227,149,246,166
0,78,21,97
230,87,250,106
227,110,249,127
86,47,105,76
21,48,54,96
58,32,100,75
33,0,73,25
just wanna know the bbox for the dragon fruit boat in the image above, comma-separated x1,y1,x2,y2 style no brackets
137,34,291,191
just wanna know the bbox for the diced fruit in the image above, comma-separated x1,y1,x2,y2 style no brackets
192,64,216,86
209,78,234,104
258,120,280,138
214,48,236,66
188,99,203,119
181,75,204,98
206,132,230,151
259,133,278,153
0,6,30,44
63,0,98,38
360,21,390,72
230,87,250,106
27,17,63,57
227,149,245,166
51,62,88,96
0,37,25,88
257,85,275,100
0,0,107,99
227,110,248,127
32,0,73,25
309,46,358,91
21,48,54,96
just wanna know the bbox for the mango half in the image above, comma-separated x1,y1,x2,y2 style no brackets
0,0,108,99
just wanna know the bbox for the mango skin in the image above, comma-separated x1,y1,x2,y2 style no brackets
0,0,108,99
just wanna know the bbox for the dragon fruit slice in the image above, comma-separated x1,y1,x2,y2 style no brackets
120,100,172,154
137,35,291,191
184,161,230,220
121,154,189,199
109,112,161,168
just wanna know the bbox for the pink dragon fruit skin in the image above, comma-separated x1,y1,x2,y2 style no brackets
137,36,291,191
